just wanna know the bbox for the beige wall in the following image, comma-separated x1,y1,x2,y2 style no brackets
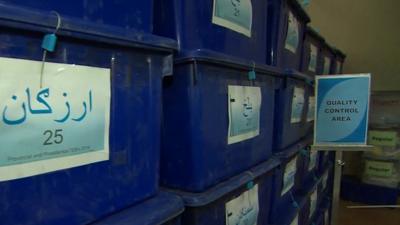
305,0,400,91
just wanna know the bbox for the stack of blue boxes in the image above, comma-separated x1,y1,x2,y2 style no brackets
0,0,346,225
0,1,184,225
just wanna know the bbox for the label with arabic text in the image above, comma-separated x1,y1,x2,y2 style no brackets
0,57,110,181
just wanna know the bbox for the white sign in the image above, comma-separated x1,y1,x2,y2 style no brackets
0,57,111,181
307,96,315,122
324,209,330,225
308,44,318,72
226,185,259,225
285,11,300,53
308,150,318,171
228,85,261,144
282,156,298,196
322,170,329,190
291,87,305,123
309,189,318,219
212,0,253,37
290,214,299,225
314,74,371,146
323,56,331,74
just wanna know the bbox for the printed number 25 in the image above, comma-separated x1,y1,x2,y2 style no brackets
43,129,64,145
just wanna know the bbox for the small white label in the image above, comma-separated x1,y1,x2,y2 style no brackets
285,11,300,53
213,0,253,37
308,150,318,171
228,85,261,144
291,87,305,123
336,61,342,74
308,44,318,72
309,189,318,219
226,184,259,225
323,56,331,74
282,156,298,196
307,96,315,122
290,214,299,225
324,209,330,225
322,170,329,190
0,57,110,181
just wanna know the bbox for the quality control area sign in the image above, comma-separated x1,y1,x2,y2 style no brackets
314,74,371,146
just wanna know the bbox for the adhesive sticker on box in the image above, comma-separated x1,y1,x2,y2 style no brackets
290,214,299,225
323,56,331,74
308,151,318,171
285,11,300,53
336,61,342,74
324,210,330,225
307,96,315,122
282,156,298,196
365,160,395,178
226,184,259,225
322,170,329,190
213,0,253,37
291,87,305,123
309,189,318,219
368,130,398,147
228,85,261,144
0,57,110,181
308,44,318,72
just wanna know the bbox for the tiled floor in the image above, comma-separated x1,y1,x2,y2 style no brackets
337,200,400,225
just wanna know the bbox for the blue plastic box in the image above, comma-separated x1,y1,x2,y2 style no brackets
162,50,279,192
91,192,184,225
0,6,176,225
320,200,332,225
311,211,324,225
317,151,331,174
318,164,334,204
296,143,320,193
269,139,310,223
301,27,325,77
303,82,315,135
318,42,336,75
266,0,311,70
273,71,313,151
333,48,346,74
341,175,400,205
168,158,279,225
154,0,268,63
299,182,320,225
269,192,307,225
0,0,153,32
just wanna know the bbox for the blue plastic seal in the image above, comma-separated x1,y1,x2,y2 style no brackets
246,181,255,190
248,70,256,81
41,34,57,52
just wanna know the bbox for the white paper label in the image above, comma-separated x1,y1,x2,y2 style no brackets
213,0,253,37
309,189,318,219
291,87,305,123
336,61,342,74
282,156,298,196
308,44,318,72
228,85,261,144
285,11,300,53
290,214,299,225
324,209,330,225
226,184,259,225
0,57,110,181
307,96,315,122
322,170,329,190
308,150,318,171
323,56,331,74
